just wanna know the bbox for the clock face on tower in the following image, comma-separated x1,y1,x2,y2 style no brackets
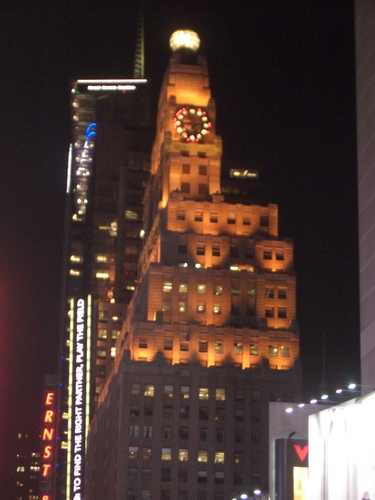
173,106,211,143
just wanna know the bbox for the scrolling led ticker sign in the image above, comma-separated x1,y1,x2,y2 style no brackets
39,389,57,500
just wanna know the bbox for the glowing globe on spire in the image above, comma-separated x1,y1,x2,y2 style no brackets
169,30,200,52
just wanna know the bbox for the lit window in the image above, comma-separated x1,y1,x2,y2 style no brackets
278,307,287,318
144,385,155,397
233,342,243,355
111,347,116,358
197,303,206,313
70,254,83,263
69,269,81,277
161,448,172,460
265,287,274,298
214,285,223,295
125,210,140,221
214,452,225,464
164,385,173,397
215,388,225,400
179,449,188,461
129,447,138,459
197,450,208,462
215,341,224,354
178,301,187,312
268,345,278,357
112,312,122,323
235,452,244,464
179,283,188,293
280,345,290,357
197,283,206,294
143,447,152,459
199,387,209,400
213,304,222,314
180,386,189,398
231,284,240,296
163,281,173,293
112,329,120,340
97,348,106,359
98,328,107,339
250,343,259,356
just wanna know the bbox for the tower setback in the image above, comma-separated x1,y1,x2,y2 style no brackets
84,32,302,499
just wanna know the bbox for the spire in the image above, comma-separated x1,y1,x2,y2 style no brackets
133,1,145,79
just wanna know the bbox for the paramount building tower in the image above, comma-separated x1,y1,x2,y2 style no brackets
84,31,302,499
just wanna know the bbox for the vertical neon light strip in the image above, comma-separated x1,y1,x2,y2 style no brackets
66,144,73,194
85,295,92,449
66,298,75,500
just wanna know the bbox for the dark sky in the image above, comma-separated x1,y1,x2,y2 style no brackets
0,1,358,496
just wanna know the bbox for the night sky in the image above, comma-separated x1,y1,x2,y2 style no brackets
0,1,358,496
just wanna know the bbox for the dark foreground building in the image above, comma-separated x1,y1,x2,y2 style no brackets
84,31,302,499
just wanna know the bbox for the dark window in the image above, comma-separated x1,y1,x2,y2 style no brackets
265,307,274,318
230,245,239,257
128,468,138,480
260,215,269,226
234,472,244,485
198,184,208,195
278,287,287,299
161,491,171,500
234,452,244,464
180,405,189,419
198,471,207,483
216,429,225,442
182,163,190,174
234,430,244,443
197,245,205,255
199,407,209,420
179,427,189,440
276,250,284,260
251,409,261,423
265,287,274,298
163,405,173,418
215,407,225,421
235,409,244,422
144,405,153,416
142,469,151,481
199,165,207,175
178,492,188,500
178,244,187,254
161,468,171,482
215,472,224,484
235,388,244,401
212,245,220,256
163,426,172,439
263,249,272,260
178,469,188,483
181,182,190,193
278,307,287,318
130,405,140,417
199,428,208,441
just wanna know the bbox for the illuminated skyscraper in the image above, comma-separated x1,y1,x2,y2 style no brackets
56,46,154,500
84,31,302,499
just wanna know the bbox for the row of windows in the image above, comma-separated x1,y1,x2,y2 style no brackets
97,328,120,340
181,163,207,175
130,405,256,423
131,384,225,399
163,281,259,296
129,448,233,463
129,425,259,442
129,487,262,500
175,207,268,228
162,302,256,316
98,310,123,323
97,347,116,359
160,338,290,357
263,249,284,260
130,384,260,401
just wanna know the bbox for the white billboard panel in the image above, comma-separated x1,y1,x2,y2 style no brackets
309,392,375,500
